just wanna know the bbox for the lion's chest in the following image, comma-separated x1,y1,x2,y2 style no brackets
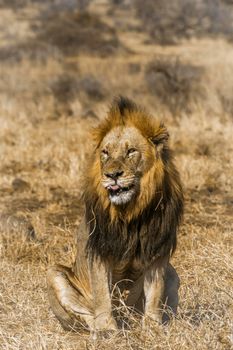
111,258,144,287
110,259,144,306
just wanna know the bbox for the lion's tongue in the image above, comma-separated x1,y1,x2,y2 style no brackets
109,184,120,191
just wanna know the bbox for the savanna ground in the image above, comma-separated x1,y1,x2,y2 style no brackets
0,0,232,349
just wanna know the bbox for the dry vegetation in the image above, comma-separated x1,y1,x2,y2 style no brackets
0,0,232,349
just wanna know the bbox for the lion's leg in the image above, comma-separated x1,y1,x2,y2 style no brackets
162,263,180,322
143,262,180,324
47,265,94,331
143,260,166,324
89,259,118,332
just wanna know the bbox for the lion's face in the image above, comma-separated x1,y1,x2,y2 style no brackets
99,126,155,205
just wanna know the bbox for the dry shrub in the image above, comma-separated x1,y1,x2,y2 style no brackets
49,73,107,116
0,0,92,11
0,41,62,64
44,0,93,14
128,62,141,74
50,74,81,104
145,57,205,115
0,11,122,63
37,12,121,57
217,85,233,117
11,178,31,192
134,0,233,44
74,0,92,12
76,76,107,101
0,0,28,8
0,8,121,64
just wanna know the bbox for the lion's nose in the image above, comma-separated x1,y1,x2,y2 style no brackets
105,170,124,180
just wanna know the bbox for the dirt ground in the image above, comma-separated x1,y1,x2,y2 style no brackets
0,1,232,349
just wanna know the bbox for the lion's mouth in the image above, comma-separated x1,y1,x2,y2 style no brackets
107,184,134,197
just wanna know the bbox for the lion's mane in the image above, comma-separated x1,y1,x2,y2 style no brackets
84,97,184,265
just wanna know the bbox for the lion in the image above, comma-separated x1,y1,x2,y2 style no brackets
47,96,184,334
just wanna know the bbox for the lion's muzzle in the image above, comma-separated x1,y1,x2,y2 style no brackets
103,176,137,205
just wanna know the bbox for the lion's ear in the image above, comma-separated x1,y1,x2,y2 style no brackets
149,124,169,151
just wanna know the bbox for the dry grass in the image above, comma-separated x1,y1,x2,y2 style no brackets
0,1,233,349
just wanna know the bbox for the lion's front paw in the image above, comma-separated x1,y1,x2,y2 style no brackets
91,313,117,340
94,312,118,331
143,312,162,329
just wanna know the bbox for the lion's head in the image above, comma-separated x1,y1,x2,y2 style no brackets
100,125,154,206
87,97,171,215
84,97,183,263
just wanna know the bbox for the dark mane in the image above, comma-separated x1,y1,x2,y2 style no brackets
85,169,183,265
113,95,138,116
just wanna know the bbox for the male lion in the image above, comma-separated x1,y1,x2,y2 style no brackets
47,97,183,334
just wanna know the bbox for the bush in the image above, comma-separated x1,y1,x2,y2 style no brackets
134,0,233,44
37,12,121,57
145,57,205,114
50,74,107,104
0,42,62,64
0,0,92,11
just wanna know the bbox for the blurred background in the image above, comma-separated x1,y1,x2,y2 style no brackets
0,1,232,349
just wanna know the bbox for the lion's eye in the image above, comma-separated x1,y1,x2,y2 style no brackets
127,148,136,156
101,149,109,159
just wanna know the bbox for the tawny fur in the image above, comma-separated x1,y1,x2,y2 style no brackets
47,96,183,334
